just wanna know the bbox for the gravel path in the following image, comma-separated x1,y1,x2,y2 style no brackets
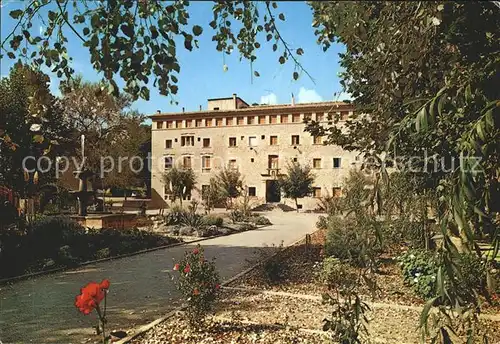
0,211,319,344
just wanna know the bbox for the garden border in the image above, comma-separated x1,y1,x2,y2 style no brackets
0,224,270,285
114,230,313,344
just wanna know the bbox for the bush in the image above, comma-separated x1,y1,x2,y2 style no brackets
238,223,256,231
164,205,186,225
316,215,328,230
249,215,272,226
398,249,438,299
229,209,245,223
179,226,194,236
173,245,221,325
261,244,288,284
324,215,381,268
203,215,224,227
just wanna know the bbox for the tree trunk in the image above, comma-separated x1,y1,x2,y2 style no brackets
295,198,299,212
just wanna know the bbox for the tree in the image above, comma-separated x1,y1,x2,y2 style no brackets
216,168,243,209
1,1,308,101
162,167,196,207
0,63,73,197
279,163,315,212
202,177,223,214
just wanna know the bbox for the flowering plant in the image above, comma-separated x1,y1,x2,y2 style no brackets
75,279,110,343
173,245,221,325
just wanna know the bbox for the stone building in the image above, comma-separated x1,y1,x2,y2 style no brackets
150,94,358,210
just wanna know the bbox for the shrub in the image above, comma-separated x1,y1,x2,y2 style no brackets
249,215,272,226
238,223,256,231
316,215,328,230
398,249,438,299
181,212,205,230
456,253,487,295
203,215,224,227
164,204,186,225
324,215,381,268
173,245,221,325
179,226,194,236
229,209,245,223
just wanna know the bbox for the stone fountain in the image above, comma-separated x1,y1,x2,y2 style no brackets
69,135,137,229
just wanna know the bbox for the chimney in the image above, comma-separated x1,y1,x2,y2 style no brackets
182,107,185,112
199,105,202,111
157,110,161,114
291,93,295,106
233,93,237,109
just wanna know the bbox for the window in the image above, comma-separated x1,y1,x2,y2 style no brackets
228,159,237,170
293,157,298,162
183,156,192,169
202,138,210,148
248,187,256,197
268,155,279,169
195,119,203,127
316,113,324,122
216,118,223,126
237,117,245,125
226,117,233,126
213,107,220,111
270,115,277,124
181,136,195,146
164,156,173,170
202,156,211,171
292,114,301,123
258,116,266,124
166,121,173,128
156,121,163,129
183,192,191,201
206,118,213,127
229,137,237,147
175,121,181,128
333,187,342,197
313,158,322,169
248,136,257,147
281,114,289,123
247,116,255,125
333,157,341,168
270,135,278,145
186,120,193,128
165,139,173,149
313,136,322,145
313,187,322,198
291,135,300,145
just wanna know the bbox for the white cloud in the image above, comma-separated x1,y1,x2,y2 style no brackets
260,93,277,105
333,91,352,101
297,87,322,103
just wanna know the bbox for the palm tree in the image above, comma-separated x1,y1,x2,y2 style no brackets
216,168,243,209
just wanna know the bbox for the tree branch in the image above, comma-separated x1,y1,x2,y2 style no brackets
56,0,86,43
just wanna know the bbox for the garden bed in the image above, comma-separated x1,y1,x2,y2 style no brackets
0,216,182,280
129,228,500,344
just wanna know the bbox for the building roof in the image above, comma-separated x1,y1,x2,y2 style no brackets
150,100,353,120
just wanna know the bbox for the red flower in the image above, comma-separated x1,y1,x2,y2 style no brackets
75,280,110,315
193,248,199,255
215,284,221,290
193,288,200,296
173,263,180,271
183,264,191,274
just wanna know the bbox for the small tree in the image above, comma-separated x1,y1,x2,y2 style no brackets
162,167,196,206
216,168,243,209
279,162,315,212
202,177,223,214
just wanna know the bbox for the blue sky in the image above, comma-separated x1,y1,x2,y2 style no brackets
1,1,347,117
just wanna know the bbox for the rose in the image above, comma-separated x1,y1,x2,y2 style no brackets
193,248,199,255
75,279,110,315
173,263,180,271
183,264,191,274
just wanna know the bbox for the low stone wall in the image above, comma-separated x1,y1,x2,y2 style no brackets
71,213,137,229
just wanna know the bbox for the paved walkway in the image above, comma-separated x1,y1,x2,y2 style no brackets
0,212,319,344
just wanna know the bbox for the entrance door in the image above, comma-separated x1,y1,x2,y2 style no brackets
266,180,281,203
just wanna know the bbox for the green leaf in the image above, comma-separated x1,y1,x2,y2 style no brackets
279,56,285,64
9,9,23,19
254,71,260,77
278,13,285,21
192,25,203,36
476,121,486,141
7,52,15,59
419,297,438,329
83,27,90,36
296,48,304,55
465,84,472,102
121,24,134,38
293,71,299,80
